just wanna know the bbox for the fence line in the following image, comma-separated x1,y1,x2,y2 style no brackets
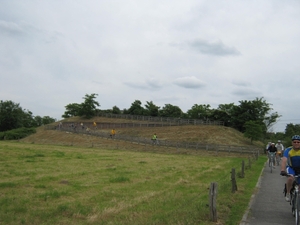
209,151,260,221
97,113,224,126
46,125,262,155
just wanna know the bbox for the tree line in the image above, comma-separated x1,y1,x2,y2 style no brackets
0,100,56,132
2,93,300,145
62,94,278,131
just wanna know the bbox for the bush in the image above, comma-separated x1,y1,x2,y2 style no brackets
0,127,36,140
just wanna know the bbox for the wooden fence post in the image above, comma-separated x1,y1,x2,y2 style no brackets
209,182,218,222
248,157,251,169
241,160,245,178
231,168,237,193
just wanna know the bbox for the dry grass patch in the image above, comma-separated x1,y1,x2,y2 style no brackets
0,141,265,225
34,116,264,149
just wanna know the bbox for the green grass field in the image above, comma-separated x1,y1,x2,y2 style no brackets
0,141,265,225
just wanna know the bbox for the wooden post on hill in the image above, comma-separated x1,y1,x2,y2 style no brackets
209,182,218,222
248,157,251,169
231,168,237,193
241,160,245,178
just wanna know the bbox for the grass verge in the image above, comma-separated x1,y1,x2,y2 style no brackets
0,141,265,225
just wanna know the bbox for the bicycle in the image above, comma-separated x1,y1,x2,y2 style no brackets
284,174,300,225
268,152,276,173
151,139,159,145
276,152,281,166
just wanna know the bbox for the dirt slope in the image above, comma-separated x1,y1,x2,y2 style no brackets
21,117,264,149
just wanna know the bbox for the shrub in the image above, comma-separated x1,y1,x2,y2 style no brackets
0,127,36,140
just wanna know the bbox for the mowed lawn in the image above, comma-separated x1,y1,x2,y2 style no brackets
0,141,265,225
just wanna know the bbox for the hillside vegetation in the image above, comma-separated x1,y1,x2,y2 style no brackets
21,116,264,149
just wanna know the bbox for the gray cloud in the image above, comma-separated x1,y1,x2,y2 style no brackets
0,20,24,35
188,39,241,56
173,76,206,89
124,79,163,90
231,88,261,97
146,79,163,89
232,80,251,87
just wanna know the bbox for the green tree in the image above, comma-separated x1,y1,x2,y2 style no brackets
79,93,100,119
33,115,56,126
186,104,211,119
0,100,34,132
210,103,236,126
62,94,100,119
112,106,121,114
230,97,280,133
42,116,56,125
126,100,145,115
22,110,36,128
34,115,43,127
244,120,263,143
264,112,280,131
0,100,53,131
144,101,160,116
285,124,300,139
62,103,82,118
159,104,182,117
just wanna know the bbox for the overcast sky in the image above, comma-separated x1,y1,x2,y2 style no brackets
1,0,300,132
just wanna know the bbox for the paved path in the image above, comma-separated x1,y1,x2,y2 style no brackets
240,160,295,225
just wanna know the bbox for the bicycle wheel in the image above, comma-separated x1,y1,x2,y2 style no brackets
270,160,273,173
295,192,299,225
292,193,295,216
276,155,280,166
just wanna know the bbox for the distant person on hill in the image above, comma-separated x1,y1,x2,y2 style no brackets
151,133,157,145
110,129,116,138
93,121,97,130
86,127,90,134
73,123,77,132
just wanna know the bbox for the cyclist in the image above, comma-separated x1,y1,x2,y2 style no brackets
275,140,284,159
151,133,157,145
110,129,116,138
267,143,277,169
280,135,300,202
265,142,271,154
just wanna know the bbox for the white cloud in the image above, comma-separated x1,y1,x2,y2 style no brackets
173,76,206,89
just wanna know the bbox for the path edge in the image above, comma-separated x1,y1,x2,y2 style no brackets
239,161,266,225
